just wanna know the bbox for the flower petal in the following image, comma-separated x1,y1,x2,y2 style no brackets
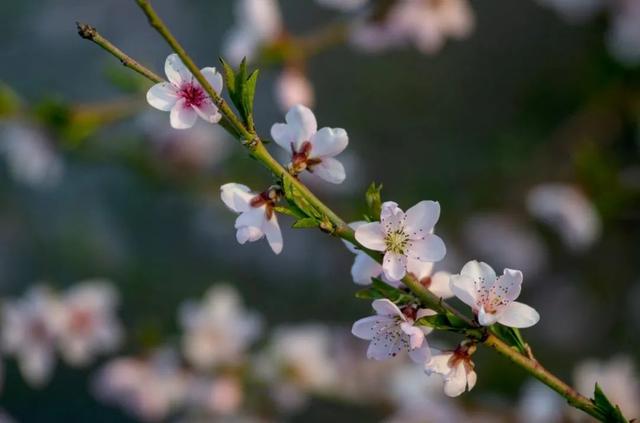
400,322,424,350
367,330,405,361
311,157,345,184
309,127,348,158
146,82,178,111
407,234,446,262
263,214,283,254
383,251,407,282
409,343,432,364
200,67,223,93
449,274,477,308
165,53,192,86
236,225,263,244
343,221,367,253
380,201,405,233
220,183,254,213
443,362,468,397
351,253,383,285
372,298,403,318
467,370,477,391
460,260,496,292
425,351,452,376
193,100,222,123
478,305,499,326
355,222,386,251
170,99,198,129
352,315,389,340
429,271,454,299
406,257,434,280
497,301,540,328
270,104,317,152
405,200,441,237
494,268,523,302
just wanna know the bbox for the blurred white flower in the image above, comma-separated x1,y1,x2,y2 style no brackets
606,0,640,65
315,0,368,11
352,299,435,363
527,183,601,251
271,105,349,184
220,183,283,254
147,54,222,129
355,201,446,282
573,356,640,420
186,375,244,416
94,348,189,421
534,0,603,23
351,0,474,54
55,279,123,367
518,379,564,423
450,260,540,328
275,68,315,112
0,123,63,189
0,409,15,423
223,0,282,65
255,324,337,412
179,284,262,370
1,286,59,387
424,343,477,397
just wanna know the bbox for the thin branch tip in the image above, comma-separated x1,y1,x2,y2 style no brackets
76,22,96,40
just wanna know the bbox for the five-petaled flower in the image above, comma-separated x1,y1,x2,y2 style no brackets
271,104,349,184
352,299,435,363
450,260,540,328
220,183,283,254
354,201,446,282
425,342,477,397
147,54,223,129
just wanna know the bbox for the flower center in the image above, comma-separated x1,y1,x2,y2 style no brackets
178,83,206,108
385,229,409,254
290,141,322,174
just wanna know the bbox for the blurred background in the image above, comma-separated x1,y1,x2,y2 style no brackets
0,0,639,422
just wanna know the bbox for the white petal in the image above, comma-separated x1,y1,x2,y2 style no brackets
366,332,404,361
193,100,221,123
495,268,523,302
270,105,318,152
449,274,478,308
460,260,496,291
428,271,454,299
235,206,265,229
21,347,54,388
170,99,198,129
355,222,386,251
407,234,446,262
383,251,407,282
165,53,192,86
311,157,345,184
352,315,389,340
443,363,468,397
497,301,540,328
466,370,477,391
220,183,254,213
380,201,405,233
400,322,424,350
372,298,403,318
478,306,499,326
425,351,453,376
236,225,263,244
200,67,223,93
409,343,432,364
309,127,348,158
263,214,283,254
405,200,441,237
146,82,178,111
406,257,433,280
343,221,367,254
351,253,383,285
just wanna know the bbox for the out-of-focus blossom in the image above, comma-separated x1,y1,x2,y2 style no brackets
352,299,435,363
534,0,603,23
55,280,122,367
315,0,368,11
1,286,59,387
223,0,282,65
275,68,315,112
186,375,244,416
220,183,283,254
450,260,539,328
0,123,63,189
527,183,601,251
607,0,640,65
355,201,446,282
351,0,474,54
0,410,16,423
271,105,349,184
518,379,564,423
463,213,548,277
179,284,262,370
147,54,222,130
424,343,477,397
94,348,189,421
255,324,337,411
573,356,640,420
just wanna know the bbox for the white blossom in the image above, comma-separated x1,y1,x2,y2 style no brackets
1,286,60,387
527,183,601,251
220,183,283,254
185,375,244,416
352,299,435,363
355,201,446,282
275,68,315,112
534,0,603,23
424,344,477,397
450,260,540,328
607,0,640,65
147,54,223,130
179,284,262,370
271,104,349,184
55,279,123,367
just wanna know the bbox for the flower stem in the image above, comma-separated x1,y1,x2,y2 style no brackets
78,10,614,423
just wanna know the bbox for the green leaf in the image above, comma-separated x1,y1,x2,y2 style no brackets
219,58,236,96
282,177,322,220
491,324,529,355
365,182,383,220
355,278,415,305
415,312,470,332
241,69,259,125
593,384,629,423
292,217,319,229
273,206,305,219
219,57,259,129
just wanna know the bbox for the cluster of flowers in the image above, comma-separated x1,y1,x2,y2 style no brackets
0,280,122,388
